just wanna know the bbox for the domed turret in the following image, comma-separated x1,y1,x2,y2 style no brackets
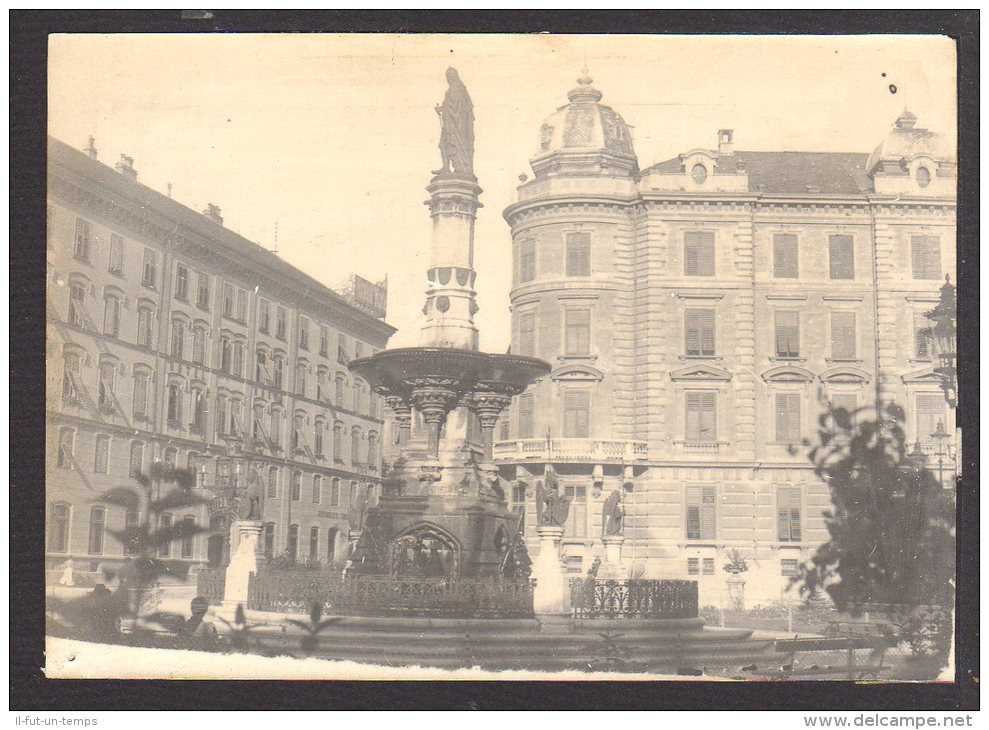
867,110,955,195
529,70,638,179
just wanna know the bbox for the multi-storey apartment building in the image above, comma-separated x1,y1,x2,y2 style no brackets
46,136,395,578
494,73,957,605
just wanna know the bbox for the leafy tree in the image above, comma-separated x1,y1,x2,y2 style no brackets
795,399,955,622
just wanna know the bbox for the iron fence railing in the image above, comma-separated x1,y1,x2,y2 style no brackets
247,570,535,618
196,567,226,605
570,578,699,620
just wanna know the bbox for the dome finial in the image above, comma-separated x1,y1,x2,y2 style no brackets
568,65,602,103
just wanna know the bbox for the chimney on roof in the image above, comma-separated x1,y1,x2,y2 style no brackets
115,154,137,180
83,136,98,161
203,204,224,225
718,129,734,157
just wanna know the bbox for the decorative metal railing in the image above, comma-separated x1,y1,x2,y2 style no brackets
248,570,535,618
570,578,699,620
196,567,227,605
493,438,648,462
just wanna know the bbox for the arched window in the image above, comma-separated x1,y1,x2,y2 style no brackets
351,427,361,465
97,359,116,410
333,422,344,462
290,471,301,501
62,352,82,403
69,281,88,328
267,466,279,499
181,515,195,558
129,441,145,477
253,403,266,441
312,474,322,504
287,524,299,560
335,374,346,407
229,399,243,437
219,336,232,373
295,362,307,397
263,523,275,559
314,418,325,456
163,447,178,470
273,355,284,390
57,427,75,469
158,513,173,557
48,503,70,552
124,509,140,555
352,380,361,414
132,368,150,419
917,166,931,188
170,319,186,359
309,526,319,561
136,305,154,348
215,394,228,435
255,348,270,384
316,367,329,402
367,431,378,468
191,387,207,432
103,295,120,338
88,506,106,555
166,382,183,424
94,434,111,474
269,407,283,446
331,477,341,507
192,325,208,365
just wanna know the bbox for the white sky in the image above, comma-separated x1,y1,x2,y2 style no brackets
48,34,957,351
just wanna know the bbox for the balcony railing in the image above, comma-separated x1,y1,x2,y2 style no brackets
493,438,648,463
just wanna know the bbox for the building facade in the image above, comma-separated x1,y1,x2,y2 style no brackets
494,73,957,605
46,137,395,579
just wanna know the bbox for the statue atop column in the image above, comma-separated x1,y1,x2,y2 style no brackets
432,67,475,178
535,465,571,526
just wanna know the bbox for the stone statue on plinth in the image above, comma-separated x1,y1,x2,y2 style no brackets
602,489,624,536
432,67,475,177
238,466,264,521
536,465,570,527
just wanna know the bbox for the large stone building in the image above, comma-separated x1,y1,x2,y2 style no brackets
46,136,395,579
493,72,957,605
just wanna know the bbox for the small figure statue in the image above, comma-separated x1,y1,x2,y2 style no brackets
239,467,264,521
535,465,571,526
432,67,475,177
602,489,625,536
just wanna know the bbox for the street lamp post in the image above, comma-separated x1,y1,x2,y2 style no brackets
930,420,953,489
925,274,957,408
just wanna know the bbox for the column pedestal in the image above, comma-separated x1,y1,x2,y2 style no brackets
219,520,263,617
532,524,569,615
598,534,627,580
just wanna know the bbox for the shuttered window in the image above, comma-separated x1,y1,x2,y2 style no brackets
88,507,106,555
563,390,590,438
196,273,211,310
215,395,227,435
684,309,716,357
103,297,120,337
129,441,144,477
518,393,534,439
564,308,591,356
174,263,189,300
518,311,536,356
137,307,153,347
703,558,715,575
564,485,587,538
775,393,802,442
830,311,857,359
132,372,149,418
108,233,124,275
268,467,279,499
565,232,591,276
94,434,110,474
687,558,700,575
519,239,536,283
74,218,92,261
686,486,717,540
170,320,185,359
915,394,946,445
777,486,802,542
236,288,248,321
773,234,799,278
774,310,800,358
911,236,942,280
291,472,301,502
142,248,158,288
193,327,207,365
685,392,717,442
684,231,715,277
828,235,854,279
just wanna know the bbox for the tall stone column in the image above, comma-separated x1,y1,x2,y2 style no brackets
421,177,483,351
383,394,412,447
410,381,460,458
472,392,512,462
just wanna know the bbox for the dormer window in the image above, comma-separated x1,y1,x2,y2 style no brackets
916,166,931,188
691,163,708,184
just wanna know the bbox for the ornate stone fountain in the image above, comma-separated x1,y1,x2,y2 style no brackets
347,68,550,579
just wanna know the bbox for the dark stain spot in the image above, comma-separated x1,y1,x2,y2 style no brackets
889,84,897,94
881,72,887,78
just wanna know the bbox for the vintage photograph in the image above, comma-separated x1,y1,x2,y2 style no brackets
43,33,958,681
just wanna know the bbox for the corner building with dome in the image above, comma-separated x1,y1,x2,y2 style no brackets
493,72,957,606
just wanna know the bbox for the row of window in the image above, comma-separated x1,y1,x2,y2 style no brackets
515,230,944,283
503,391,948,445
686,557,802,578
47,502,195,558
262,524,346,563
55,422,378,475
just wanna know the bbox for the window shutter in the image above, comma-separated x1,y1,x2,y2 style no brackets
914,313,931,359
564,390,590,438
518,393,534,439
701,486,716,539
109,234,123,273
519,240,536,282
518,311,535,356
133,374,148,417
911,236,942,280
700,310,715,355
775,310,799,357
916,394,944,443
830,312,857,359
686,392,716,441
566,232,591,276
828,235,854,279
216,395,227,435
777,486,801,541
775,393,801,442
236,289,247,321
773,234,798,278
685,232,715,276
565,308,590,356
685,309,716,356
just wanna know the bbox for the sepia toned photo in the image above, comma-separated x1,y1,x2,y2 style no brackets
43,32,959,682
